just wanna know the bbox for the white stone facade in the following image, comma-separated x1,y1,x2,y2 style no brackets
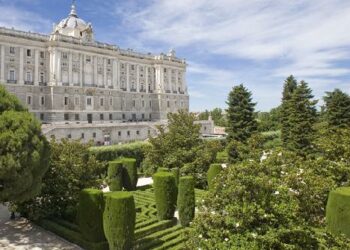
0,3,189,144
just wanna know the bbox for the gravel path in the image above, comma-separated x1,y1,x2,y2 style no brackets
0,204,82,250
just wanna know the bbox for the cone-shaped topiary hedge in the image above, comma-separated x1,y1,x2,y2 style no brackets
326,187,350,237
171,168,180,187
207,163,223,190
177,176,195,226
121,158,138,191
77,189,106,243
107,161,123,191
103,192,135,250
153,172,177,220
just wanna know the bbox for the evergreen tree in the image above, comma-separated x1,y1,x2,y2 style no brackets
226,84,257,143
286,81,317,154
323,89,350,128
280,75,298,145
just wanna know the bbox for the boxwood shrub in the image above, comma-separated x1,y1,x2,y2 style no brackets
77,189,106,243
153,172,177,220
157,167,170,172
215,151,229,163
177,176,195,226
107,161,123,191
326,187,350,237
122,158,138,191
207,163,223,190
103,192,135,250
171,167,180,187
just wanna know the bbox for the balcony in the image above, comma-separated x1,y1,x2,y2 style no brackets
179,91,185,94
39,82,47,86
7,80,17,84
130,88,137,92
140,89,146,93
173,90,178,94
121,87,127,91
165,90,171,93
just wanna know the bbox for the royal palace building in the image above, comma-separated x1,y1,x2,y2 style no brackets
0,3,190,144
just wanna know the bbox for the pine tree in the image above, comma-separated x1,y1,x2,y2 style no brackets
280,75,298,145
323,89,350,128
226,84,257,143
286,81,317,154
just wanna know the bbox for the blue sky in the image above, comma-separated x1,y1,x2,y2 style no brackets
1,0,350,111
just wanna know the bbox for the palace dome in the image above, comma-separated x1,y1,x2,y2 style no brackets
54,3,94,41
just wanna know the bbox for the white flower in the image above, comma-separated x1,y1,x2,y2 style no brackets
274,191,280,195
278,152,282,156
199,234,203,239
235,222,240,228
211,211,216,215
251,233,257,238
263,214,267,218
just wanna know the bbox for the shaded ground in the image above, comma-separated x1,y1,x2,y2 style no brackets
0,204,82,250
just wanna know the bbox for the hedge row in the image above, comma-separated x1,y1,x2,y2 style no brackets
207,163,223,190
177,176,195,226
107,161,123,191
89,141,150,168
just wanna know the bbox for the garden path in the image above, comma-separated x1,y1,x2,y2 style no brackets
0,204,82,250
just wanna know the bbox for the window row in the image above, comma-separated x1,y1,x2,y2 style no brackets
9,47,45,58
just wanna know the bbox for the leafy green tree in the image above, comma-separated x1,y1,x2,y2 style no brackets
210,108,227,127
285,81,317,154
280,75,297,145
198,110,210,120
0,86,50,203
16,139,104,220
257,107,281,132
226,84,257,143
323,89,350,128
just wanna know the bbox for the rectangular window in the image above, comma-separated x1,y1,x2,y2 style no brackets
75,114,80,121
40,113,44,120
142,100,145,107
164,68,167,73
40,73,45,83
26,71,32,82
107,59,111,65
27,96,31,105
93,132,96,138
81,133,84,139
10,47,15,54
87,97,92,106
40,51,45,59
136,130,140,135
109,98,113,106
127,131,130,136
67,134,71,139
133,100,136,107
62,52,68,59
86,56,91,63
100,114,104,120
75,97,80,105
100,98,104,106
122,114,125,119
64,97,68,105
149,100,152,107
27,49,31,57
118,131,121,136
64,113,69,121
131,65,135,70
167,101,170,108
109,113,112,120
41,96,45,105
9,70,15,81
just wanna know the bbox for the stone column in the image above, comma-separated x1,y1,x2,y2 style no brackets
0,45,5,83
56,50,61,84
80,54,83,86
68,52,73,86
145,66,149,93
182,71,186,93
103,58,107,87
112,59,117,89
126,63,130,91
19,47,24,84
175,70,178,93
168,68,172,92
94,56,98,86
34,50,39,85
136,64,140,92
49,48,55,84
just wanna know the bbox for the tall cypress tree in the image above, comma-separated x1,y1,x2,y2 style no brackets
323,89,350,128
280,75,297,145
286,81,317,154
226,84,257,143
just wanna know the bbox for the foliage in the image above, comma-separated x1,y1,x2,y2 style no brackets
280,75,298,145
207,164,222,190
103,191,135,250
0,86,50,203
89,141,150,169
177,176,195,226
187,149,350,249
257,107,281,132
107,160,123,191
153,172,177,220
77,189,106,243
226,84,258,143
323,88,350,128
171,167,180,187
326,187,350,238
15,139,104,220
282,80,318,155
215,150,229,163
198,108,227,127
121,158,138,191
144,110,220,187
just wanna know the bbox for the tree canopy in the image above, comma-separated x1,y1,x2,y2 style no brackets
323,88,350,128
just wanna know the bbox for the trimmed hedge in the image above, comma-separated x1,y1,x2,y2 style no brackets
77,189,106,243
153,172,177,220
122,158,138,191
177,176,195,226
107,161,123,191
207,163,223,190
326,187,350,237
171,168,180,187
215,151,229,163
103,192,136,250
89,142,150,168
158,167,170,172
